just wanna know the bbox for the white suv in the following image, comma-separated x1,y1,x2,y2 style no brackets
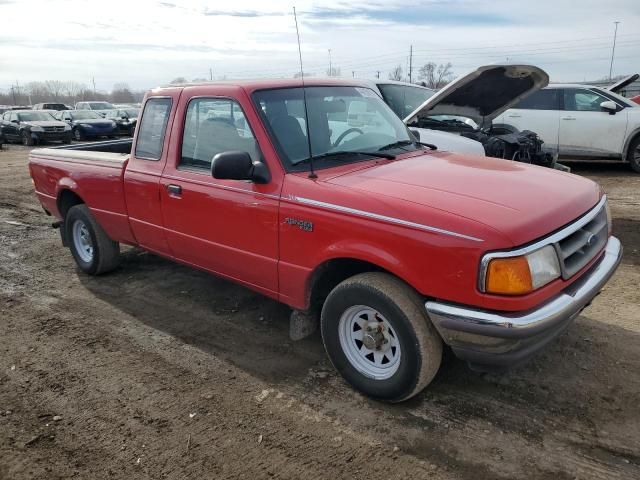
494,84,640,172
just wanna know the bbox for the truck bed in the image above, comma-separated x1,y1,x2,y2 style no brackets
29,138,135,246
31,138,132,164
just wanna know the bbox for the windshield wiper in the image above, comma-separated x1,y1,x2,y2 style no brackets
379,139,437,152
294,150,395,166
377,140,416,151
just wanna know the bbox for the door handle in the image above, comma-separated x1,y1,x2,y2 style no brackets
561,116,576,120
166,184,182,196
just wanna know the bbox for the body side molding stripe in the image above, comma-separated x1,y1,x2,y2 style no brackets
288,195,484,242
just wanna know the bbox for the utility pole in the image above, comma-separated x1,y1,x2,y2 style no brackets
328,49,332,76
376,71,380,79
609,21,620,81
409,45,413,83
209,68,213,81
92,77,96,95
10,85,16,104
352,71,355,78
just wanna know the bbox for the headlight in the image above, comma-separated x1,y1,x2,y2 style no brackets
63,125,71,131
110,121,117,127
30,126,44,132
482,244,560,295
80,123,94,128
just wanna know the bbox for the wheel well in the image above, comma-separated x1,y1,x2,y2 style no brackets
57,190,84,219
307,258,389,313
625,131,640,161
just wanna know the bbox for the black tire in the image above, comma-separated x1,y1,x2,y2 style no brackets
627,135,640,173
65,204,120,275
321,272,442,402
22,131,34,146
62,134,72,144
73,128,84,141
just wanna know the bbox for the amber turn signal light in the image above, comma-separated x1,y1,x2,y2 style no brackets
485,256,533,295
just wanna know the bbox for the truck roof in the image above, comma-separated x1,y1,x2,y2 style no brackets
155,77,368,94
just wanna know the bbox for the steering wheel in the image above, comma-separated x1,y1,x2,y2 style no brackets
333,128,364,148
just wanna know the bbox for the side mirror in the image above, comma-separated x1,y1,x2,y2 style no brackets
211,151,270,184
409,128,421,141
11,119,19,124
600,100,618,114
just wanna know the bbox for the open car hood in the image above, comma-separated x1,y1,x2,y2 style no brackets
607,73,639,93
404,63,549,127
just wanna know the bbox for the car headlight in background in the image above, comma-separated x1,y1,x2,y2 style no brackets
481,244,561,295
110,121,117,127
63,125,71,131
80,123,94,128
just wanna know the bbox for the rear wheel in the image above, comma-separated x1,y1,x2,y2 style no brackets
21,131,34,146
321,272,442,402
627,136,640,173
65,204,120,275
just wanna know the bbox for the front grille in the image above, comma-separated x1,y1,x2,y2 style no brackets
42,126,65,132
555,203,608,279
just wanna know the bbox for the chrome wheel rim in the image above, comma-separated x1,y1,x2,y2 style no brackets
338,305,401,380
72,220,93,263
74,129,81,140
635,144,640,162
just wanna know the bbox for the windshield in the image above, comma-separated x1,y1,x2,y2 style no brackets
70,111,102,120
377,83,435,119
89,102,114,110
253,86,417,171
124,108,139,117
17,112,56,121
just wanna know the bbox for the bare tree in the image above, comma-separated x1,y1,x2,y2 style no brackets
170,77,188,84
111,83,135,103
326,67,341,77
388,65,403,81
418,62,454,89
44,80,66,100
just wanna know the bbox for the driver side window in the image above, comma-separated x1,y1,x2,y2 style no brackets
180,98,260,171
563,89,612,112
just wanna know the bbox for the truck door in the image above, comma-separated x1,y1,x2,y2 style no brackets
496,88,561,153
558,88,628,158
123,95,177,256
159,91,280,296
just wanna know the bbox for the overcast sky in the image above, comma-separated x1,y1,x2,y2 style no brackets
1,0,639,92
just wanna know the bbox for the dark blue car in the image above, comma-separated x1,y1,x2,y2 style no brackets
54,110,117,141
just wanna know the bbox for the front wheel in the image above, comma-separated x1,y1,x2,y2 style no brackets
321,272,442,402
627,136,640,173
65,204,120,275
73,128,84,141
22,131,34,146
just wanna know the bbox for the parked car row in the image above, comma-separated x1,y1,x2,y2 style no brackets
0,105,140,146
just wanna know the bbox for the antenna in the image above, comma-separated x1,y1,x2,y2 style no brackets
293,6,317,179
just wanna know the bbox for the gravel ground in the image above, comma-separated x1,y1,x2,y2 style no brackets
1,144,639,479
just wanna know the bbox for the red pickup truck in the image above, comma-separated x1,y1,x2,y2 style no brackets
29,78,622,402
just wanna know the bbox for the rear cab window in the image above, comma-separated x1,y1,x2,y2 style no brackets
134,98,172,160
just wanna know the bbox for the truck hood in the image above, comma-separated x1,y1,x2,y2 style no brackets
325,153,599,246
404,63,549,128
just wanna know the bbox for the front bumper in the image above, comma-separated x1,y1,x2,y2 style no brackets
33,131,71,142
425,236,622,370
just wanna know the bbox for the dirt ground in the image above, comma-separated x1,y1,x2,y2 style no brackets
0,144,639,480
